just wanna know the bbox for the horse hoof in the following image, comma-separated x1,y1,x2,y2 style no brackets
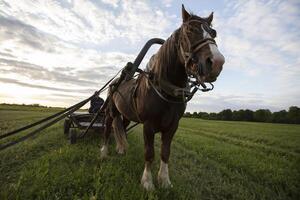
100,153,108,159
141,180,155,191
116,147,126,155
158,177,173,188
141,169,154,191
100,146,108,159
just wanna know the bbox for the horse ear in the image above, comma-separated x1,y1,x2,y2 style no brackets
182,4,190,22
206,12,214,24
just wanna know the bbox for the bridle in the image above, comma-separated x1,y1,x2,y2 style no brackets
179,19,217,88
137,19,218,104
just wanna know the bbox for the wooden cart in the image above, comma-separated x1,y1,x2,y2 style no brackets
64,112,105,144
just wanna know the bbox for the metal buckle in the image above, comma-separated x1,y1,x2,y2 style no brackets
198,82,214,92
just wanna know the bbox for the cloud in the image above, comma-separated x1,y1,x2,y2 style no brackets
210,0,300,110
0,15,58,53
0,77,92,93
100,0,120,8
0,0,172,107
162,0,173,7
0,0,169,89
0,51,16,58
1,0,172,45
187,91,280,112
0,58,97,86
219,0,300,73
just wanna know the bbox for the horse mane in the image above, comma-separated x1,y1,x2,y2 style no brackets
190,14,204,21
149,28,186,85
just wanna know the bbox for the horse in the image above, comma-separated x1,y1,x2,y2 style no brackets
100,5,225,190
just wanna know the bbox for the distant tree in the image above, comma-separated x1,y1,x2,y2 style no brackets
230,109,253,121
243,109,254,121
184,107,299,124
184,112,191,118
232,110,244,121
254,109,272,122
209,112,218,120
232,110,238,121
287,106,300,124
198,112,209,119
272,110,288,123
192,112,198,118
30,103,40,107
219,109,232,121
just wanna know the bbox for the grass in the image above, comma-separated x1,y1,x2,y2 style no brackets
0,107,299,199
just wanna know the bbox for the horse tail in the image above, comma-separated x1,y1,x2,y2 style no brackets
106,78,128,153
112,114,128,154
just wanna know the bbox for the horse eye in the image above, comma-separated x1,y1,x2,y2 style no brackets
211,29,217,38
190,26,201,33
191,55,198,63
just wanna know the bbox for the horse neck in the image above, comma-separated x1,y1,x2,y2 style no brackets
153,31,187,88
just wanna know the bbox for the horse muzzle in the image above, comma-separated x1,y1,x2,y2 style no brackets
201,52,225,82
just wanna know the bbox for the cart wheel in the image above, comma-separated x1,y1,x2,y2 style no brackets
69,129,77,144
64,119,71,135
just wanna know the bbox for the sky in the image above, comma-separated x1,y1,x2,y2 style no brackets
0,0,299,112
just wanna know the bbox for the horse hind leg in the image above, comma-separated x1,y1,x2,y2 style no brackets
141,122,155,191
112,114,128,154
100,115,113,159
123,117,130,131
100,96,114,159
122,117,130,137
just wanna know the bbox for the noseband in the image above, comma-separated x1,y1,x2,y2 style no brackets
179,20,217,76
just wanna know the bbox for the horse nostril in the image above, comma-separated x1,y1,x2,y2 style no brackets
205,57,213,74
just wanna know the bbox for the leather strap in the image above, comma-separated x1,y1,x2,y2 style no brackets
159,79,191,98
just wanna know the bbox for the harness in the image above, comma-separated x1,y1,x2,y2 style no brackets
141,70,214,104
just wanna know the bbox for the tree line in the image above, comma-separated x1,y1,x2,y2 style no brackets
184,106,300,124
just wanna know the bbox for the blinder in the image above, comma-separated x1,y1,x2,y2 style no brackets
201,23,217,38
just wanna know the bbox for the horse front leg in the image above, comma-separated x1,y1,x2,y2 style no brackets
158,125,177,188
141,122,155,191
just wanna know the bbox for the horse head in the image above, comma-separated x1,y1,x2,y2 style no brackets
179,5,225,84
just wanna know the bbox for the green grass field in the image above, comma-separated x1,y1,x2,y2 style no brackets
0,106,299,200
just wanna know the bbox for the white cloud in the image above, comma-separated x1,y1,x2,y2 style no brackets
1,0,172,45
187,90,282,113
162,0,173,8
101,0,120,8
219,0,300,72
0,0,174,107
210,0,300,111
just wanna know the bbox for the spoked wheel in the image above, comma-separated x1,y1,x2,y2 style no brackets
64,119,71,136
69,129,77,144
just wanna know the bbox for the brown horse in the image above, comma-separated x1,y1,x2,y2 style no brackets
100,5,225,190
